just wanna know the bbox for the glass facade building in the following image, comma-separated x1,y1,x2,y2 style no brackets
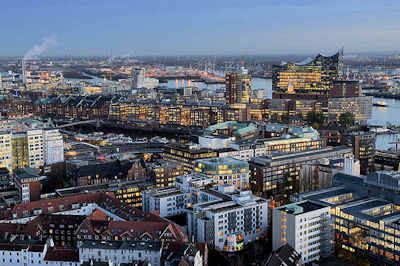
272,50,343,95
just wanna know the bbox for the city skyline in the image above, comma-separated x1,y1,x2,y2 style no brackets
2,0,399,56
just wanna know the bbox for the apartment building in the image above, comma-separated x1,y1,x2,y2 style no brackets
272,201,332,264
79,240,162,266
188,185,269,252
0,129,63,172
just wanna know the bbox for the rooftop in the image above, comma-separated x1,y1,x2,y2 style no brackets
80,240,162,251
276,200,328,215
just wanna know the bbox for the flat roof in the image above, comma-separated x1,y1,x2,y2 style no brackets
276,200,328,215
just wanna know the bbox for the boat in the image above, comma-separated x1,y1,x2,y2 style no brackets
373,101,388,107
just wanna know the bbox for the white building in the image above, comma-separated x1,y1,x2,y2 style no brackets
0,128,64,172
188,185,269,252
131,67,159,90
198,135,234,150
79,240,162,266
143,173,269,252
143,173,218,218
43,129,64,165
272,200,332,264
0,241,79,266
143,187,187,218
344,157,360,176
131,68,145,89
0,132,12,170
27,130,44,168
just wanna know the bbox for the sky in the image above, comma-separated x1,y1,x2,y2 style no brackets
1,0,399,56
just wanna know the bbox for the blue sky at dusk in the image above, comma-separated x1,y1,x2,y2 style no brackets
1,0,399,56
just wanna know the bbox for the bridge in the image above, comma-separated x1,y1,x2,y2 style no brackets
56,120,102,129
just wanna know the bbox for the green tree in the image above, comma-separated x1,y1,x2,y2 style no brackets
306,111,326,129
270,113,279,123
281,113,291,123
339,112,355,128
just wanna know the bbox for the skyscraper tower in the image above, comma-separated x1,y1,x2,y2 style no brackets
225,67,251,105
131,68,145,89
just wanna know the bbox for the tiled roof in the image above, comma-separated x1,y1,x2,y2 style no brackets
89,209,110,221
1,192,163,222
44,247,79,262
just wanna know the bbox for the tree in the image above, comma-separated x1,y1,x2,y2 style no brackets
339,112,355,128
270,113,279,123
306,111,326,129
281,113,291,124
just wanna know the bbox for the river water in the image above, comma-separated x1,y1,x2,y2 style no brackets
369,98,400,150
67,73,393,150
167,78,397,150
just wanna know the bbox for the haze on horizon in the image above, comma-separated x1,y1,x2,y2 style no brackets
2,0,399,57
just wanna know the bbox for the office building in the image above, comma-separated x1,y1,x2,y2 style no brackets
148,160,185,188
331,80,361,97
272,201,332,264
328,96,372,123
249,146,353,207
291,171,400,265
131,67,159,90
342,131,375,175
193,157,250,189
43,129,64,165
226,67,251,104
131,68,145,89
272,50,343,95
162,143,217,173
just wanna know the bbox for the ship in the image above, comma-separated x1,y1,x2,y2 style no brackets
373,101,388,107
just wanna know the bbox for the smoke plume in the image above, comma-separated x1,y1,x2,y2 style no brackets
24,35,57,60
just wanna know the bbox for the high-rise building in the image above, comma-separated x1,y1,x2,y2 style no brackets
225,67,251,104
342,132,375,175
0,132,12,170
43,129,64,165
272,50,343,95
131,67,145,89
0,129,64,172
272,201,332,264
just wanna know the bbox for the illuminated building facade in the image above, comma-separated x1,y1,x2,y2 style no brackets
328,96,372,123
291,171,400,265
0,132,12,170
226,67,251,104
249,146,353,207
272,201,332,264
188,188,268,252
342,132,375,175
162,143,217,173
115,180,154,208
193,157,250,189
272,50,343,95
148,160,185,188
